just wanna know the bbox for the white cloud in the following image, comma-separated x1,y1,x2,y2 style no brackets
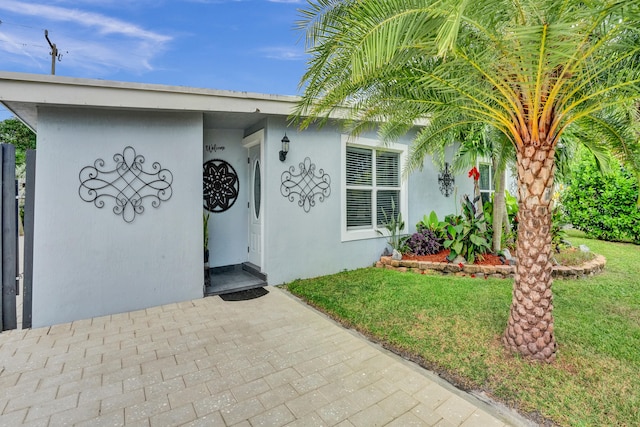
259,46,305,61
0,0,172,76
0,1,170,43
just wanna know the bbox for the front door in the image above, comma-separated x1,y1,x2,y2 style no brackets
248,144,262,267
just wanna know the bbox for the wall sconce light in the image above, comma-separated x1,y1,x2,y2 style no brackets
279,133,290,162
438,162,455,197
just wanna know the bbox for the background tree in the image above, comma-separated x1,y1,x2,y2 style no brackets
562,148,640,243
452,125,514,252
0,117,36,169
295,0,640,362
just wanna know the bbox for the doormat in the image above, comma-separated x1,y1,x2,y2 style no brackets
219,287,269,301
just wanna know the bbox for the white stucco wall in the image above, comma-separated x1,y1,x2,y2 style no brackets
203,129,248,268
261,118,472,285
32,107,203,327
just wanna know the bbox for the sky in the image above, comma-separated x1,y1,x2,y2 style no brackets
0,0,310,120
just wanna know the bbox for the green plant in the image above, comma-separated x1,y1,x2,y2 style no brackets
482,192,518,250
561,153,640,244
406,228,442,255
551,205,569,251
443,196,491,263
293,0,640,362
378,200,409,252
203,212,210,250
416,210,449,241
505,191,518,225
552,246,595,266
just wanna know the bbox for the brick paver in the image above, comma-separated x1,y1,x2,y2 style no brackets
0,287,531,426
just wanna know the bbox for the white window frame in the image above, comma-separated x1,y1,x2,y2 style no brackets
341,135,408,242
477,160,495,203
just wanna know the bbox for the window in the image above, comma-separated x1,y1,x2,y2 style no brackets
478,162,494,204
342,136,407,241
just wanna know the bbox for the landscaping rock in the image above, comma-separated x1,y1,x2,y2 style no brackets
452,255,466,265
463,265,483,274
482,266,497,275
376,250,606,280
392,249,402,260
502,248,516,265
443,263,461,273
579,244,590,253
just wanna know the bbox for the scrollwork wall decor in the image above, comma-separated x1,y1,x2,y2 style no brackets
79,146,173,223
280,157,331,213
438,162,455,197
203,159,239,213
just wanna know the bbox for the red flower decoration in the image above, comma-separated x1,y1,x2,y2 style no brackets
458,263,464,268
471,274,476,278
468,167,480,181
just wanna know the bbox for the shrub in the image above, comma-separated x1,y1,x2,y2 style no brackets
406,227,442,255
416,210,450,241
443,195,491,263
378,200,410,252
561,153,640,244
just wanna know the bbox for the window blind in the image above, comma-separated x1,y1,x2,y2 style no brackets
346,189,372,228
346,145,401,230
346,146,372,186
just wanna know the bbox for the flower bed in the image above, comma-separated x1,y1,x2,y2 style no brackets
376,251,606,279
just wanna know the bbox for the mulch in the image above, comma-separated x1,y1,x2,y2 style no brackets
401,249,505,266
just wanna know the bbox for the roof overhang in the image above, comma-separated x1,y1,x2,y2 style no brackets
0,71,304,132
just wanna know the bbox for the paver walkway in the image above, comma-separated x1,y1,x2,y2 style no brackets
0,287,529,426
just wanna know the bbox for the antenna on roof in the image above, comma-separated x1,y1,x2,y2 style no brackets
44,29,62,75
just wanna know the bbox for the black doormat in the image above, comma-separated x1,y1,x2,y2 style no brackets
219,287,269,301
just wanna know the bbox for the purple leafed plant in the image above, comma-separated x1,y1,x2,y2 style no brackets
406,227,442,255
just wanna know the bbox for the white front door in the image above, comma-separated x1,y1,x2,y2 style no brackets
248,144,262,267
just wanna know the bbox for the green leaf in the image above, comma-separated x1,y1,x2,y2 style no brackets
470,234,488,247
428,210,439,227
452,242,463,254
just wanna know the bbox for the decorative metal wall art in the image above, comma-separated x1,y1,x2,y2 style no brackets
79,146,173,223
203,159,239,213
280,157,331,213
438,162,455,197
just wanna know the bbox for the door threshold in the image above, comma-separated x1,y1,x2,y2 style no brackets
205,263,267,296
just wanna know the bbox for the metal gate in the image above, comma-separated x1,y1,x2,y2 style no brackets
0,145,35,331
1,143,18,331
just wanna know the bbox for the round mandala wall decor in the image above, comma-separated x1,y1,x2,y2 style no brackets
203,159,239,213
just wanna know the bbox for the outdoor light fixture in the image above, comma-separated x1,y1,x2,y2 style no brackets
438,162,455,197
279,133,290,162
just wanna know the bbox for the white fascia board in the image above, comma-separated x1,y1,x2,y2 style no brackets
0,71,428,129
0,71,298,116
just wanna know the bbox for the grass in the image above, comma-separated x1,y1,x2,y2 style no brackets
553,245,596,266
286,230,640,426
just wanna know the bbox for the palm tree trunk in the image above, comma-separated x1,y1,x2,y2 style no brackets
503,144,557,362
473,179,486,232
492,159,506,252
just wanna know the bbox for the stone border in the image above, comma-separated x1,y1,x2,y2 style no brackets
376,254,606,280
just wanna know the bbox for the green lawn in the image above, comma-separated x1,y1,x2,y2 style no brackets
286,232,640,426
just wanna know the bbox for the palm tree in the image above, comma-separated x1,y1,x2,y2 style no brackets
294,0,640,362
